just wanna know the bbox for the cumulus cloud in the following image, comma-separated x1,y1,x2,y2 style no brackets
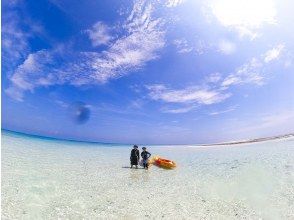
210,0,277,39
5,0,166,100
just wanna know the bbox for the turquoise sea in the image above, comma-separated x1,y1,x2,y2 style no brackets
1,130,294,219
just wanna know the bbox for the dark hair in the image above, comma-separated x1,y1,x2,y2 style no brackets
142,147,146,150
133,145,138,148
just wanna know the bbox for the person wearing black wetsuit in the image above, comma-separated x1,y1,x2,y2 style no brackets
130,145,140,169
141,147,151,169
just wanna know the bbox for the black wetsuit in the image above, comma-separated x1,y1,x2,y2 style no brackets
141,151,151,168
130,149,140,165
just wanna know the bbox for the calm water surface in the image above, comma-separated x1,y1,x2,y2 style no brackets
2,131,294,219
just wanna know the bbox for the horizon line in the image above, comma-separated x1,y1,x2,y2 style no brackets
2,128,294,146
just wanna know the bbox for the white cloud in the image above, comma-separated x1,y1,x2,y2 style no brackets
165,0,185,8
222,44,286,88
162,105,197,114
173,38,210,55
4,86,24,102
206,72,222,83
55,100,69,108
86,22,113,47
2,21,28,64
147,84,231,105
218,39,236,55
222,57,264,87
174,37,237,56
2,9,30,69
209,105,237,115
2,1,45,70
130,99,144,109
5,0,166,100
173,39,193,54
210,0,277,39
264,44,284,63
146,44,285,114
4,50,57,100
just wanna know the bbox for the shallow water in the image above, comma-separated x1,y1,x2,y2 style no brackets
2,131,294,219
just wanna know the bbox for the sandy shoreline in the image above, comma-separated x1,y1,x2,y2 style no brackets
200,133,294,146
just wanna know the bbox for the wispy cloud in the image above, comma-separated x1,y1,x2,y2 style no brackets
218,39,236,55
173,38,209,55
2,3,30,69
209,105,237,115
85,21,113,47
222,44,286,88
2,0,46,71
147,44,286,113
2,21,29,66
173,39,193,54
9,50,54,91
222,57,264,87
4,86,24,102
4,49,59,100
282,50,294,68
2,1,53,101
5,0,166,100
129,99,145,109
206,72,222,83
55,100,69,108
173,37,237,56
162,105,198,114
147,84,231,105
264,44,284,63
165,0,185,8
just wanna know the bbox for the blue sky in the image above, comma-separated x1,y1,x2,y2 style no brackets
2,0,294,144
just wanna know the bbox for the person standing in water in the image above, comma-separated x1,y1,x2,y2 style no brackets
141,147,151,169
130,145,140,169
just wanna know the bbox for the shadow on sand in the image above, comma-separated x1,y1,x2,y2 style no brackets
121,166,145,169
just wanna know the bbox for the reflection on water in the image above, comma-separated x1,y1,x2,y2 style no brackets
127,168,151,183
2,131,294,219
129,169,141,181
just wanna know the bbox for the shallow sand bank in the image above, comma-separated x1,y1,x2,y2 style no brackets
2,132,294,219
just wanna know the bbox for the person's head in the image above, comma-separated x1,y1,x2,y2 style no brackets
133,145,138,149
142,147,146,151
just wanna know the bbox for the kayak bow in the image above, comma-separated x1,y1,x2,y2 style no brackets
152,156,176,169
